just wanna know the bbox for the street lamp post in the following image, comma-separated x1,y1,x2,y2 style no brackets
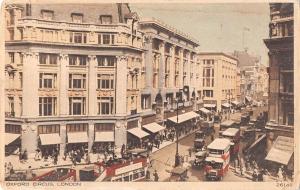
227,92,233,120
174,89,183,167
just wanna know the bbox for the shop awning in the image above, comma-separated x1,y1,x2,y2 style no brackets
95,131,114,142
67,132,88,143
222,103,231,108
245,96,252,102
5,133,20,145
199,108,211,114
204,104,216,108
168,111,199,124
39,133,61,145
263,93,268,97
127,127,150,139
231,101,240,106
142,123,165,134
245,134,266,154
265,136,294,165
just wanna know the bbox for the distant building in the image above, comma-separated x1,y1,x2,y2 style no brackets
232,50,268,104
264,3,294,136
198,53,238,113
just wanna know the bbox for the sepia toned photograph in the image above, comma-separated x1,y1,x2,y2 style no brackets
1,0,298,187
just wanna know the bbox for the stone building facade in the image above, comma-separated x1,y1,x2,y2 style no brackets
4,3,201,155
264,3,294,142
198,53,238,112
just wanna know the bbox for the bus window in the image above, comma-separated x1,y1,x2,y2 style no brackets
133,172,139,180
123,176,130,181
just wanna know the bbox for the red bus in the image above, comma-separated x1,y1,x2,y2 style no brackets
205,138,231,181
221,128,240,157
32,168,76,181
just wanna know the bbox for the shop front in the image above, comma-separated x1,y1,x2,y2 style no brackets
142,122,165,141
127,127,150,149
265,136,294,175
5,124,21,156
204,104,216,113
66,123,88,152
38,125,61,157
167,111,199,137
93,123,115,154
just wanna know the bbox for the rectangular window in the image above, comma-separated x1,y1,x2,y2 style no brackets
69,32,87,44
19,97,22,116
49,54,58,65
9,52,14,63
95,123,114,131
39,53,58,65
41,10,54,20
38,125,59,134
71,13,83,23
39,97,57,116
97,56,116,67
97,74,114,89
39,73,57,89
97,97,114,115
69,74,86,89
74,33,82,43
66,123,87,132
100,15,112,24
103,34,110,44
69,97,86,115
8,97,14,113
69,55,87,66
5,124,21,134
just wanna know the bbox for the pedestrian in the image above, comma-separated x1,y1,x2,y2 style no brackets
188,148,192,157
85,152,91,164
146,170,151,180
25,166,33,181
258,171,264,181
211,134,214,142
53,153,58,165
19,151,23,163
153,170,159,182
23,149,28,161
252,169,258,182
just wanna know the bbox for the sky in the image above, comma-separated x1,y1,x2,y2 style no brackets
130,3,270,65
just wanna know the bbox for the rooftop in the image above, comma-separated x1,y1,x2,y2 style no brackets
139,17,200,46
198,52,238,61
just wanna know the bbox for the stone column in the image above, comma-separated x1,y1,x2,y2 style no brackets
158,42,165,89
179,49,184,89
22,52,39,117
115,120,127,148
88,55,97,116
59,54,69,116
115,56,128,116
169,45,175,88
59,123,67,156
88,121,95,152
21,123,38,154
144,35,153,89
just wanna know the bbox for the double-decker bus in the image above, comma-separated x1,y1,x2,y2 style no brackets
221,128,240,157
205,138,231,181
